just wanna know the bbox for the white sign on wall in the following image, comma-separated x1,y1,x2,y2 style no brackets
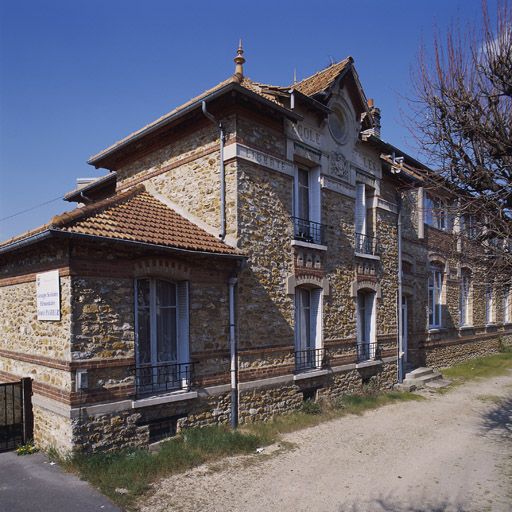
36,270,60,321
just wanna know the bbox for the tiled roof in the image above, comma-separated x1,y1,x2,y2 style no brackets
1,187,240,256
293,58,352,96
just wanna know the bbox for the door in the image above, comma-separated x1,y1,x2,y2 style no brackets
401,296,408,363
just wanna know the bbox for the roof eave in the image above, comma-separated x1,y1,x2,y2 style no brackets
0,228,246,260
88,82,302,169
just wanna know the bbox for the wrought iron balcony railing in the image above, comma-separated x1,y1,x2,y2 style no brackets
355,232,380,256
131,361,196,396
356,342,381,363
293,217,326,246
294,347,328,373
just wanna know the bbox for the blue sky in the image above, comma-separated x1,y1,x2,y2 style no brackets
0,0,483,240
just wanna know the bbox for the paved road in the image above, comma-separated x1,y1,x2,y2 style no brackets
138,372,512,512
0,451,121,512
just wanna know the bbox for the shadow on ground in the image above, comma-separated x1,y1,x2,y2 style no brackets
337,497,470,512
480,396,512,441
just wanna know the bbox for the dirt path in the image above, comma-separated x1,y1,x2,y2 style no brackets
137,373,512,512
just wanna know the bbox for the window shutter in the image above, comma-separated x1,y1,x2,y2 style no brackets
177,281,189,362
309,168,321,225
355,183,366,235
310,289,322,350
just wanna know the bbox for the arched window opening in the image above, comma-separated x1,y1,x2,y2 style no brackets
135,278,190,393
294,286,323,372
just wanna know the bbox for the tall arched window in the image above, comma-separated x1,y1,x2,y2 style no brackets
294,286,322,370
460,269,471,327
135,278,189,391
428,264,443,328
356,289,376,360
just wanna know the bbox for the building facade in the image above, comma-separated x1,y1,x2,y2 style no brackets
1,46,511,453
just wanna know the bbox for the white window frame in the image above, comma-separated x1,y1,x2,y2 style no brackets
356,290,376,359
485,284,495,325
503,285,511,324
460,271,471,327
428,266,443,328
293,166,321,224
424,194,447,231
294,287,323,368
134,278,190,387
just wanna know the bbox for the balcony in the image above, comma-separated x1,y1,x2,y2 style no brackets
292,217,326,246
294,347,328,373
355,233,380,257
131,361,196,396
356,342,381,363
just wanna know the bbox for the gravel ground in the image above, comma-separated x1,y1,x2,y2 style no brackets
137,372,512,512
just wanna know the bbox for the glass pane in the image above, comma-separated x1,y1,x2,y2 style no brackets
137,279,150,308
157,280,176,307
137,308,151,364
157,306,177,362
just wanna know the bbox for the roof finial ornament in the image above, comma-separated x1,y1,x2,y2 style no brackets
293,68,297,85
234,39,245,80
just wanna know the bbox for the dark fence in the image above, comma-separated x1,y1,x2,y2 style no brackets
292,217,326,246
356,343,381,362
0,378,33,452
355,233,380,256
294,348,327,373
131,362,196,396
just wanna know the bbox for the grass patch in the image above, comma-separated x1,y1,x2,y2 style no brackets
442,350,512,384
476,394,503,404
55,425,262,510
55,390,422,509
244,390,423,445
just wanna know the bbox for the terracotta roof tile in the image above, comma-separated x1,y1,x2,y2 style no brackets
1,187,240,256
293,58,352,96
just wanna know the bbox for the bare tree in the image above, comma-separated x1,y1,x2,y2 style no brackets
411,0,512,273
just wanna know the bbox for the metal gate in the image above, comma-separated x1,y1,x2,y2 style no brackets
0,378,33,452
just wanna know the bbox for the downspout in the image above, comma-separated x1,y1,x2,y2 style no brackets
201,101,226,241
397,196,404,383
228,276,238,428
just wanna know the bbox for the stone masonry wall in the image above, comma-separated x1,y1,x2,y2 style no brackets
236,160,295,350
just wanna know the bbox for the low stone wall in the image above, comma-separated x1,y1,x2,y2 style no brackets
72,410,149,453
67,360,397,452
33,404,73,453
422,336,501,369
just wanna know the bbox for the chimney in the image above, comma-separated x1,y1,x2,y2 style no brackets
367,98,381,138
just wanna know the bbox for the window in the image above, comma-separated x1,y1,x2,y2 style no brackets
504,286,511,323
428,265,443,328
485,285,494,324
461,214,478,239
356,290,376,360
135,278,189,391
294,287,322,370
460,270,471,326
355,183,367,237
293,167,323,244
424,194,447,230
297,169,309,221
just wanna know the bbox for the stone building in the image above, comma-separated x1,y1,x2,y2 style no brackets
1,44,510,453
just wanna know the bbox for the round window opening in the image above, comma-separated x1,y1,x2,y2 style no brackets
329,107,348,144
